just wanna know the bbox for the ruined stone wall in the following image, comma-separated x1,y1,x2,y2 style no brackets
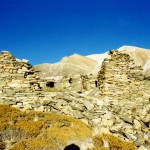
0,51,150,148
43,74,97,92
59,75,83,91
81,75,97,90
60,74,97,91
0,51,47,106
98,50,150,101
0,51,97,110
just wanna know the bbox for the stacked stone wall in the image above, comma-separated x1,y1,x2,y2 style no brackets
0,50,150,149
98,50,150,101
0,51,47,107
0,51,97,110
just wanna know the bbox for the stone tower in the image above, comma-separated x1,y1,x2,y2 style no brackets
97,50,149,101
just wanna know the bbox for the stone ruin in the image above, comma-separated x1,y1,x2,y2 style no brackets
98,50,150,102
0,51,45,105
0,50,98,110
0,49,150,111
0,50,150,149
0,49,150,110
40,74,98,92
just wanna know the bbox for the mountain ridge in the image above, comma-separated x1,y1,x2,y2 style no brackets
34,45,150,78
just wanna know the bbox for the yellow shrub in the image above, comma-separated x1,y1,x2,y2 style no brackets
15,120,44,137
10,138,59,150
0,105,92,149
93,134,137,150
0,105,137,150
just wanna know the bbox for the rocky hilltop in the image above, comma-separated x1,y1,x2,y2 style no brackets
0,48,150,150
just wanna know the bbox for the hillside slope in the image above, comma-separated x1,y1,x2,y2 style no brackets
34,54,97,76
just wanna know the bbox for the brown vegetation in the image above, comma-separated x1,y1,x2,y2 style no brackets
0,105,137,150
92,134,137,150
0,105,92,149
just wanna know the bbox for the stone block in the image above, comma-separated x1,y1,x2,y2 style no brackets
83,100,94,111
87,87,99,96
22,59,29,63
134,119,142,130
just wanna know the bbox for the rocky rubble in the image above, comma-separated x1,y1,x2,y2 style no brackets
0,50,150,149
2,89,150,149
97,50,150,149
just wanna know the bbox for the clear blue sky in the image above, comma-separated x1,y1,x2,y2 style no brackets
0,0,150,65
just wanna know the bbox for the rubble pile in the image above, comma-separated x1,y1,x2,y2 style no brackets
0,50,150,149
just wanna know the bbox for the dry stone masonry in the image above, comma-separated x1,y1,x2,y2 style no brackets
0,50,150,149
98,50,150,101
0,51,46,106
0,51,98,110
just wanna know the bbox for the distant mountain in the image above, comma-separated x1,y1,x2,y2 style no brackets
34,53,97,76
34,46,150,78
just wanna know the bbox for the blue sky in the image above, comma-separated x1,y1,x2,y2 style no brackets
0,0,150,65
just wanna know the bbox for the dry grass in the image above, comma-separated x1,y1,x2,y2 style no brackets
10,138,60,150
0,105,137,150
0,105,92,149
92,134,137,150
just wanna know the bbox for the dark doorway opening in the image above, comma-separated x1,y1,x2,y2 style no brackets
95,80,98,87
46,81,55,88
69,78,73,83
64,144,80,150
